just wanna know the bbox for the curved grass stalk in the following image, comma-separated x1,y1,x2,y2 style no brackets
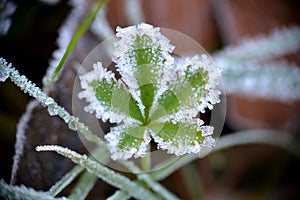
49,165,84,197
119,160,180,200
1,58,176,199
213,129,300,155
68,171,98,200
213,26,300,63
0,59,105,148
213,26,300,103
151,129,300,181
36,145,158,200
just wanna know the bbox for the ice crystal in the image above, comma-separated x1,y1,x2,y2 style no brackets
214,26,300,102
36,145,158,200
11,101,38,184
0,57,104,148
79,23,221,160
0,179,67,200
91,7,114,40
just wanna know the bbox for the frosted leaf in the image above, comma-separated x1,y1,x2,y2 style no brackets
149,121,215,156
79,23,221,160
105,124,151,160
151,55,221,124
113,23,175,117
78,62,137,123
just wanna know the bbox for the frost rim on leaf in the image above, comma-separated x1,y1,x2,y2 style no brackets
78,23,221,160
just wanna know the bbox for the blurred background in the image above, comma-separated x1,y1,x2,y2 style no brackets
0,0,300,199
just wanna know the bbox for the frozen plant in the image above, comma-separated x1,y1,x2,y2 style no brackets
214,26,300,102
79,23,221,160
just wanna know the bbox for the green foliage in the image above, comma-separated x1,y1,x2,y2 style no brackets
79,23,221,160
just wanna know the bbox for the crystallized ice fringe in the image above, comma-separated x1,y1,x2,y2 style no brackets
0,58,105,148
214,26,300,62
35,145,158,199
124,0,145,25
78,62,139,124
0,179,67,200
10,100,38,184
220,60,300,102
79,24,221,160
91,6,114,40
214,26,300,102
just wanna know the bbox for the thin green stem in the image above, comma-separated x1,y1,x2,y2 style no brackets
151,129,300,181
68,171,98,200
49,165,84,197
141,145,151,172
119,160,180,200
37,145,158,200
180,163,203,200
45,0,109,87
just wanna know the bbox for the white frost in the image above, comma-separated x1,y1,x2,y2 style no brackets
10,101,38,184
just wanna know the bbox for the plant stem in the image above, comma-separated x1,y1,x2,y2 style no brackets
45,0,109,87
37,145,159,200
119,160,180,200
49,165,84,197
141,144,151,172
150,129,300,181
180,163,203,200
68,171,98,200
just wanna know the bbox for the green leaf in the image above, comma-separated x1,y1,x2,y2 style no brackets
140,83,156,124
44,0,110,87
150,121,206,155
128,96,144,122
91,78,139,122
49,165,84,197
166,66,209,113
118,126,146,151
68,171,97,200
151,89,180,121
93,79,115,106
105,125,149,159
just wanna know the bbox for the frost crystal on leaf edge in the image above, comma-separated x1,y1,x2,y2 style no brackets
78,23,221,160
